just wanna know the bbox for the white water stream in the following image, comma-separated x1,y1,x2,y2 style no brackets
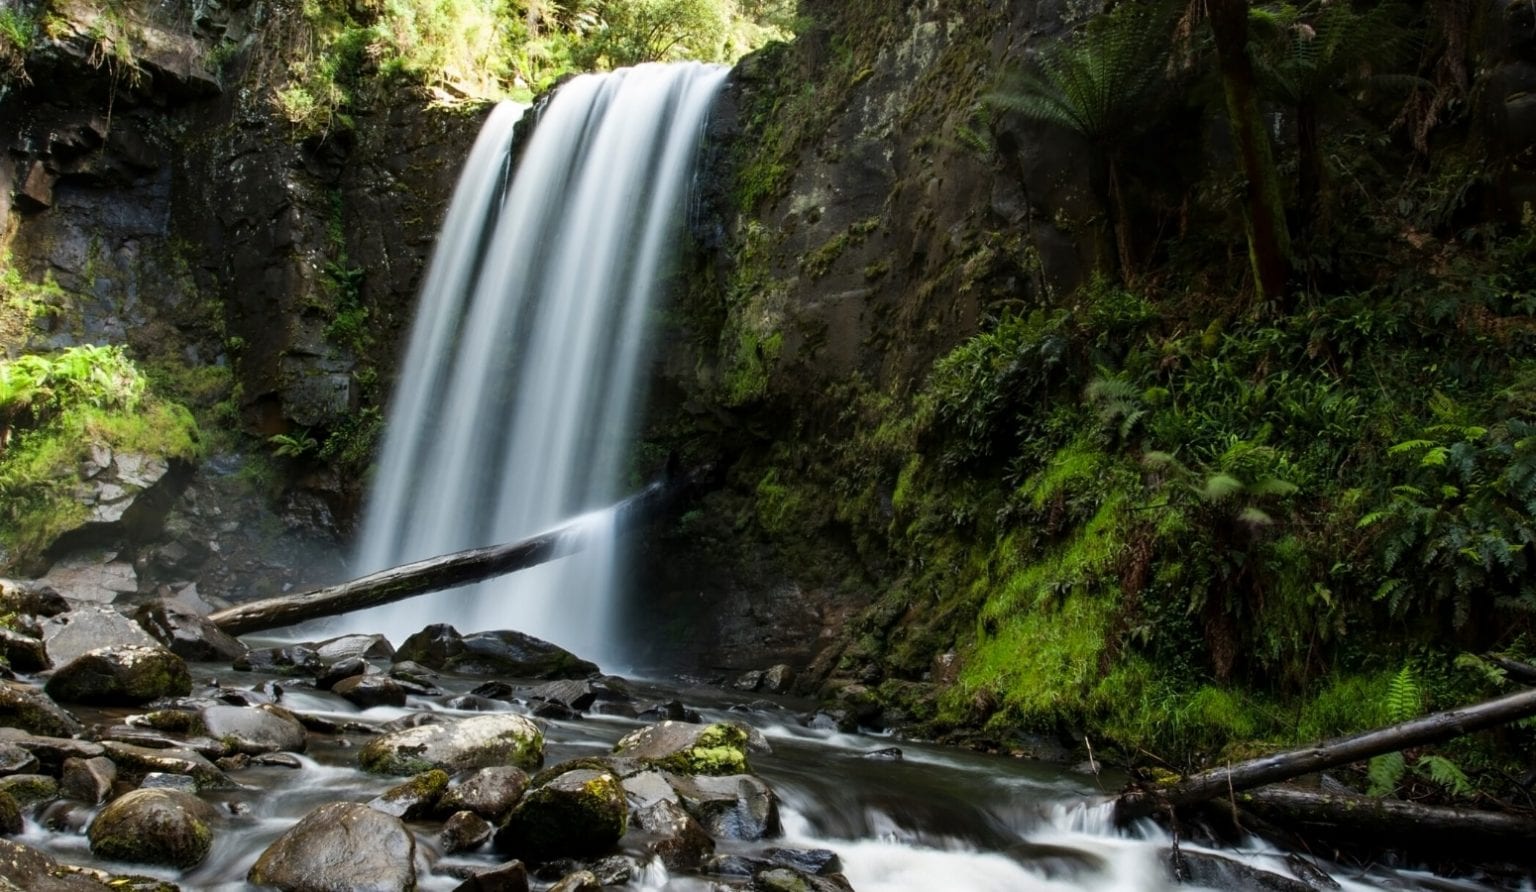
334,63,729,665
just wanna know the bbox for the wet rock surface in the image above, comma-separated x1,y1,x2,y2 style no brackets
357,713,545,776
396,624,600,679
248,801,417,891
495,768,629,862
44,645,191,705
87,788,218,869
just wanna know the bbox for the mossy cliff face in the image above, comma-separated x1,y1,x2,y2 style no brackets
1,0,482,590
632,0,1103,682
638,0,1536,769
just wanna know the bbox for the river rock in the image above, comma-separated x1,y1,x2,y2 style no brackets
442,809,493,853
315,656,370,690
0,629,49,673
39,606,158,668
453,860,530,892
60,756,116,805
34,554,140,604
333,674,408,709
367,769,448,819
612,721,751,776
133,601,246,662
0,745,38,777
0,730,102,773
140,772,198,793
396,624,599,679
671,774,781,841
528,679,598,711
761,664,796,694
763,848,843,876
99,740,233,790
200,704,307,755
233,645,323,675
494,768,628,862
249,801,416,891
0,580,68,618
87,788,218,868
315,633,395,663
0,773,57,808
752,867,854,892
0,838,76,888
633,798,715,870
0,790,18,835
439,765,529,822
548,871,601,892
0,682,81,737
44,644,191,705
358,713,544,776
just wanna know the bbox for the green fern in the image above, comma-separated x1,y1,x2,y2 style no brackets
1414,755,1473,797
1384,664,1421,723
1367,750,1405,795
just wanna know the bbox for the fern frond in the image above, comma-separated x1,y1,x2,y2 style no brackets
1367,751,1405,796
1414,755,1473,797
1384,664,1420,723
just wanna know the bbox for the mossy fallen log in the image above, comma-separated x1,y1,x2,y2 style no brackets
1237,785,1536,862
1114,686,1536,823
207,466,710,637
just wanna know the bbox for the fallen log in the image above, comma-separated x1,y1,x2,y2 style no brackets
207,465,710,637
1237,785,1536,862
1487,654,1536,686
1115,686,1536,823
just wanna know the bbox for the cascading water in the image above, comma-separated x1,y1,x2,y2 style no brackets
334,63,729,665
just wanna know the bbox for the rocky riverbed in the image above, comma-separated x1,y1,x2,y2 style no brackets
0,577,1513,892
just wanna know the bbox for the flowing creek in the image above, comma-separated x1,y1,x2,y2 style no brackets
14,652,1501,892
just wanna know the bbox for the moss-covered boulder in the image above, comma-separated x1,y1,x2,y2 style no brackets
44,645,191,706
395,624,599,679
367,768,448,819
357,714,543,776
0,681,82,737
440,809,493,853
0,773,59,807
493,768,627,863
249,801,416,891
0,791,20,835
87,788,218,868
612,721,751,776
98,741,234,791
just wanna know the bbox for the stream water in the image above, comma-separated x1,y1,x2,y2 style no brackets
19,659,1502,891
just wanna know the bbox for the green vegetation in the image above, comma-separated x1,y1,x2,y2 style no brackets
0,346,200,568
267,0,796,138
692,0,1536,789
0,5,35,85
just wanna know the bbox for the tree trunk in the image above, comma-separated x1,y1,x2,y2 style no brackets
1238,785,1536,861
1115,686,1536,822
207,466,710,636
1295,99,1325,237
1108,155,1136,285
1207,0,1292,306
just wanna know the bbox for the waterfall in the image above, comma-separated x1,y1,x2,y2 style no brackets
334,63,728,666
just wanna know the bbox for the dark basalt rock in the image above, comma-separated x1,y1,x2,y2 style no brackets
133,601,246,662
0,745,39,777
87,788,219,869
0,580,69,618
233,645,323,676
332,674,408,709
367,769,448,819
0,629,50,673
249,801,416,891
44,644,191,706
452,859,530,892
59,756,116,805
315,656,370,691
670,773,782,841
442,809,494,853
494,768,628,863
632,798,715,871
396,624,599,679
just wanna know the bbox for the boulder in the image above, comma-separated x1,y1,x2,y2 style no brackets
200,704,307,755
358,713,543,776
133,602,246,662
44,645,191,705
60,756,116,805
612,721,751,776
315,656,370,691
233,645,323,676
35,554,139,604
0,838,79,889
314,634,395,663
438,765,529,823
671,774,781,841
762,664,796,694
0,774,58,808
396,624,598,679
0,745,38,777
0,730,102,773
548,871,601,892
527,679,598,711
0,630,49,673
98,741,233,790
441,809,493,853
0,791,18,835
752,867,854,892
40,606,158,668
0,580,68,618
0,682,82,737
367,769,448,819
452,860,530,892
249,801,416,891
332,674,407,709
495,768,627,863
632,798,715,871
87,788,218,868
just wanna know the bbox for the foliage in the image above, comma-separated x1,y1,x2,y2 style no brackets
0,347,200,567
0,5,34,85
